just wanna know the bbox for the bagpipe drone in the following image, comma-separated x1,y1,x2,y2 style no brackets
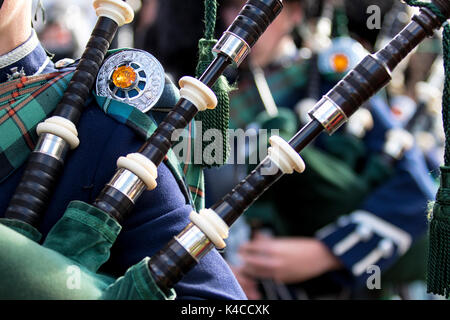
145,0,450,295
0,0,286,299
1,0,449,299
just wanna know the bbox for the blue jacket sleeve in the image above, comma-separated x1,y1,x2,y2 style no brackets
84,115,246,300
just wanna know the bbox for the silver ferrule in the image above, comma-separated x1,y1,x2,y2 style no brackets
107,168,146,203
34,133,70,161
175,223,214,260
213,31,251,67
308,97,348,134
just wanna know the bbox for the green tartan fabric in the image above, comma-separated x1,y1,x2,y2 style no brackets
229,60,309,130
177,120,206,210
0,71,74,182
96,95,160,141
0,47,205,212
232,56,427,284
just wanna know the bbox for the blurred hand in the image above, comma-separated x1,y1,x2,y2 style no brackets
229,264,262,300
238,232,342,284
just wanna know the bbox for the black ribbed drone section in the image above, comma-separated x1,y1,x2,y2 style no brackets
212,157,284,226
54,17,118,123
326,6,444,120
94,186,134,224
92,0,285,220
144,158,285,294
4,154,63,226
148,238,198,295
142,4,450,294
226,0,283,47
4,17,119,228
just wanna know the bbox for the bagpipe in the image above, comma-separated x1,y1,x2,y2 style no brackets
145,0,450,295
0,0,285,299
1,0,449,299
4,0,134,227
6,0,284,225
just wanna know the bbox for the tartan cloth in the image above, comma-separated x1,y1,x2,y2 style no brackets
0,54,206,212
0,71,74,183
181,120,205,210
229,56,434,289
229,60,310,130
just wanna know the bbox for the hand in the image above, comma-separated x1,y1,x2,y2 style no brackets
229,264,262,300
238,233,342,284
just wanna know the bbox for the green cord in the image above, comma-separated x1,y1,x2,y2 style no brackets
404,0,450,299
442,25,450,166
333,5,349,38
204,0,217,40
194,0,232,167
428,24,450,298
404,0,447,23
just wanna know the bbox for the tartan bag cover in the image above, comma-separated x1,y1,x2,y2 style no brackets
0,64,205,212
0,71,73,182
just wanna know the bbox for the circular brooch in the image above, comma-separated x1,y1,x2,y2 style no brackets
96,49,165,113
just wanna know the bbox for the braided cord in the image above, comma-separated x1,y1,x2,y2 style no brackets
404,0,450,299
204,0,217,40
333,5,349,37
443,26,450,165
195,0,232,167
428,24,450,298
404,0,447,23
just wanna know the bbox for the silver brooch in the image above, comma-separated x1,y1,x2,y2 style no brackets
96,49,165,113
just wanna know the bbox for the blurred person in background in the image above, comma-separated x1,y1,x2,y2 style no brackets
133,0,204,81
34,0,141,61
32,0,97,61
211,0,439,300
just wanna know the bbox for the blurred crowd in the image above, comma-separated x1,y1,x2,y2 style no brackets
32,0,446,300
